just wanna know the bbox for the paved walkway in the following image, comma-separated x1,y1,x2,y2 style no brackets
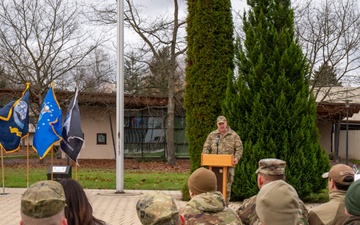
0,188,241,225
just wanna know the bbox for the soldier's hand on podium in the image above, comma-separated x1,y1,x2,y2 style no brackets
233,158,238,165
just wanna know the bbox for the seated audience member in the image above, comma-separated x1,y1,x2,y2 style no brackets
20,180,67,225
136,191,185,225
344,179,360,224
179,167,242,225
308,164,354,225
59,178,106,225
237,158,308,225
256,180,300,225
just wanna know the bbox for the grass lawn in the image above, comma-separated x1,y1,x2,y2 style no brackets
2,167,188,190
1,154,190,190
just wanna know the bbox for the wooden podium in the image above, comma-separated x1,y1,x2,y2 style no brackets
201,154,234,200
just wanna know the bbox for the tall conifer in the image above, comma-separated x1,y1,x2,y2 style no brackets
185,0,234,172
224,0,330,199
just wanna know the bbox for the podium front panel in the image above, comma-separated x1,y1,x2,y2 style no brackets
211,167,224,193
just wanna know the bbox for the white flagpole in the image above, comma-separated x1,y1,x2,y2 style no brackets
116,0,125,193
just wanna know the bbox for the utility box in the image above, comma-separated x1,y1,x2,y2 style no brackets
47,166,72,181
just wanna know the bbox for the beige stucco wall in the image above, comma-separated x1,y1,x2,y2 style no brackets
27,106,117,160
77,107,116,159
317,121,332,155
317,116,360,160
338,130,360,160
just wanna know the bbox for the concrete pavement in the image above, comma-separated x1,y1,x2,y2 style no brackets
0,188,241,225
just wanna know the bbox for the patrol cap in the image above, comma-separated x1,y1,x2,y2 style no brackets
21,180,66,218
255,158,286,175
136,191,180,225
216,116,227,124
322,164,354,185
256,180,299,225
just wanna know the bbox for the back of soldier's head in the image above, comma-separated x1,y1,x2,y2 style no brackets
256,180,299,225
256,158,286,182
188,167,217,195
20,180,67,225
136,191,180,225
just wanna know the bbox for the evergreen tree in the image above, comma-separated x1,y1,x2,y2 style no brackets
224,0,330,199
184,0,234,173
124,52,146,95
311,63,342,87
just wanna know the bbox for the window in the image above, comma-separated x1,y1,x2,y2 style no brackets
97,133,107,145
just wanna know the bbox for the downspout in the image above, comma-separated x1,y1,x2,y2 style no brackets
109,113,116,158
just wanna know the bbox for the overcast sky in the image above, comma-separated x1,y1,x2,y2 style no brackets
115,0,248,46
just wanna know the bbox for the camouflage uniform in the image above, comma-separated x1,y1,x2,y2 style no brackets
136,191,180,225
21,180,66,219
179,191,243,225
203,117,243,204
238,195,309,225
255,180,301,225
237,158,309,225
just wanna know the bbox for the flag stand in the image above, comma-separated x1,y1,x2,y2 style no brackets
0,146,9,196
26,137,29,188
50,148,54,180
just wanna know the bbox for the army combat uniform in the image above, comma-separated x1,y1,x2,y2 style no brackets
202,124,243,204
237,194,309,225
237,158,309,225
180,191,242,225
136,191,182,225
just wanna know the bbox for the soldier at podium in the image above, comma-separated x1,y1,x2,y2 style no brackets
202,115,243,204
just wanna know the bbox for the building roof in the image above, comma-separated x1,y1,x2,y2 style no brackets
315,87,360,121
2,86,360,121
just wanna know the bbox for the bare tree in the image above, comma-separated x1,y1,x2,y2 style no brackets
0,0,103,110
294,0,360,101
90,0,187,165
68,48,116,93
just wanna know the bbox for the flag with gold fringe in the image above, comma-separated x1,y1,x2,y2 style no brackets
32,83,62,159
0,83,30,152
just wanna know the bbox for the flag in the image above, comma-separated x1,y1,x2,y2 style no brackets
60,88,84,164
0,83,30,152
32,83,62,159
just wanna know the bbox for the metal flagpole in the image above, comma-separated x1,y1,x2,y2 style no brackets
26,136,29,188
0,146,8,195
115,0,125,193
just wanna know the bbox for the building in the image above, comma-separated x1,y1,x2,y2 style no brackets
1,86,360,161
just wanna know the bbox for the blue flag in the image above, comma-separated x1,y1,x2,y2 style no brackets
0,83,30,152
60,88,84,164
32,83,62,159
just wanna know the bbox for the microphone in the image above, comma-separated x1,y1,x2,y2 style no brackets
216,135,220,154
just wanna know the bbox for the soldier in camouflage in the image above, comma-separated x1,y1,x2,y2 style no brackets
236,158,309,225
202,115,243,204
180,167,242,225
136,191,184,225
256,180,301,225
20,180,68,225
